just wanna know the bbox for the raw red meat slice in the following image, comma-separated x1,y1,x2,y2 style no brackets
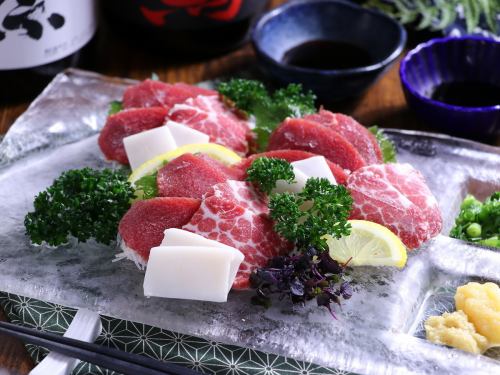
183,181,290,289
98,107,168,165
304,110,383,164
118,197,201,264
123,79,216,110
157,153,244,199
236,149,349,185
347,163,442,249
267,118,366,172
168,95,251,156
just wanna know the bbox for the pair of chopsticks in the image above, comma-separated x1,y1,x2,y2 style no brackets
0,321,199,375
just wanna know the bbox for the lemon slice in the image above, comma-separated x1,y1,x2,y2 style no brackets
128,143,242,185
324,220,407,268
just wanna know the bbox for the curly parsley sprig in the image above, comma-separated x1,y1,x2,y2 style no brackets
245,157,353,251
24,168,135,246
246,157,295,194
270,178,353,251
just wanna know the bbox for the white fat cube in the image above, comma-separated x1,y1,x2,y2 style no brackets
292,156,337,185
166,121,210,147
123,126,177,170
273,168,309,194
273,156,337,194
161,228,233,249
144,229,244,303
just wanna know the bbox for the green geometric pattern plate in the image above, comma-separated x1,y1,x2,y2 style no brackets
0,292,355,375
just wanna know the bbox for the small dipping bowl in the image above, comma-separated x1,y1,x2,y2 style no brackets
252,0,406,101
400,36,500,139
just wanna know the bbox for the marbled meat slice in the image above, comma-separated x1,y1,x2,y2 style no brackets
157,153,244,199
236,149,348,185
304,109,383,164
267,118,366,172
118,197,201,266
168,95,251,156
183,181,290,289
347,163,442,249
123,79,216,110
98,107,168,164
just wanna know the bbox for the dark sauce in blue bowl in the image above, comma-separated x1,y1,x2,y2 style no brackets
431,81,500,108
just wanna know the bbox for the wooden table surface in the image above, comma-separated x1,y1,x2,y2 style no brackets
0,1,497,374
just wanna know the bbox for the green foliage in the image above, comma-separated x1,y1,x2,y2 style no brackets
218,79,316,151
24,168,135,246
273,83,317,118
269,178,353,251
450,192,500,249
368,126,397,163
246,157,295,194
364,0,500,33
217,79,268,111
134,172,159,200
108,101,123,115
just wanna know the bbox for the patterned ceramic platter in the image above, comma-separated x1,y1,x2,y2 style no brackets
0,69,499,375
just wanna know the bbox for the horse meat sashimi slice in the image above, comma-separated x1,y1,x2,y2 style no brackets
123,79,216,110
157,153,244,199
347,163,442,249
267,118,366,172
98,107,168,165
118,197,201,266
168,95,251,156
304,110,383,164
183,181,290,289
236,149,349,185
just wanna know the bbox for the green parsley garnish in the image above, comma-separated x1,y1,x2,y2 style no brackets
270,178,353,251
24,168,135,246
218,79,316,151
450,192,500,249
369,126,397,163
108,100,123,115
246,157,295,194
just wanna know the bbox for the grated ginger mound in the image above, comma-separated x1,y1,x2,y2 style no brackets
425,311,489,354
455,282,500,346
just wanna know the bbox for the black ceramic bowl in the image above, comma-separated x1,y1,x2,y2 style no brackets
252,0,406,101
400,36,500,139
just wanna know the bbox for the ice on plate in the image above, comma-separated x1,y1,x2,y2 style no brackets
0,70,499,375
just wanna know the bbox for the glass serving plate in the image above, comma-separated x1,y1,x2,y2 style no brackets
0,69,499,375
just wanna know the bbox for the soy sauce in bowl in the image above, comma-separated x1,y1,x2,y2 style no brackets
400,36,500,139
431,81,500,108
252,0,406,101
282,40,372,70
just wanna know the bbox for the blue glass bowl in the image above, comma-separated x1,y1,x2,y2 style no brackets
400,36,500,139
251,0,406,102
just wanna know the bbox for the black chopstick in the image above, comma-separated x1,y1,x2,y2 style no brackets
0,321,199,375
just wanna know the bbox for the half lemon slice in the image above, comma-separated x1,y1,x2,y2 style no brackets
324,220,407,268
128,143,242,185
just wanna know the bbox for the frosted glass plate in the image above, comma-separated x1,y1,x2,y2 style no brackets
0,69,499,375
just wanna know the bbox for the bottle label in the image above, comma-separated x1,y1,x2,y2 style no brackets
0,0,97,70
